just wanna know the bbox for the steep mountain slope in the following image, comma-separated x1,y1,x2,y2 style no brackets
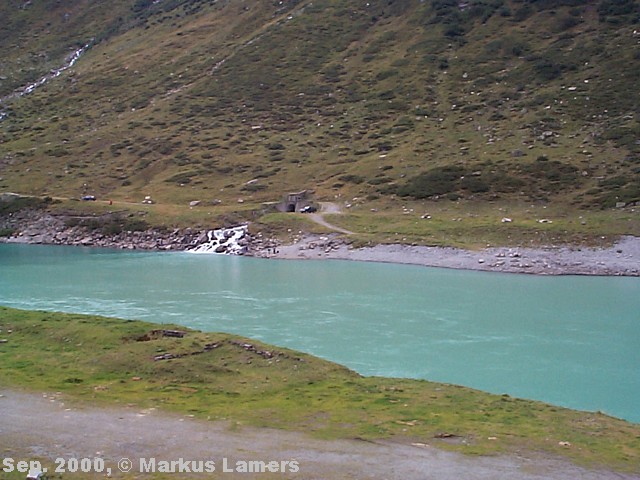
0,0,639,239
0,0,134,95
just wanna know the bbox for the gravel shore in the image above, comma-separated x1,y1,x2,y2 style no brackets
252,234,640,276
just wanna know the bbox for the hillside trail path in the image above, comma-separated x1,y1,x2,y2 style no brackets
1,390,636,480
307,202,354,235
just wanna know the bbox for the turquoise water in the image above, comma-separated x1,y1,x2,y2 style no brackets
1,243,639,423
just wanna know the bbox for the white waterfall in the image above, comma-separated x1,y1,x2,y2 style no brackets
187,225,249,255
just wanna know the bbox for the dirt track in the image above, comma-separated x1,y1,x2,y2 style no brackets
306,202,354,235
1,390,637,479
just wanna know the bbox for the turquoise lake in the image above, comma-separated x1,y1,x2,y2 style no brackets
1,243,639,423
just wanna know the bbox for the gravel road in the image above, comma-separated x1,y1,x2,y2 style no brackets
1,390,637,479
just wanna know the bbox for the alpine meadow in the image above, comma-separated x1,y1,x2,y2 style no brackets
1,0,639,246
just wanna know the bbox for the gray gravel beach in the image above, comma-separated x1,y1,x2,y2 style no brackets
257,234,640,276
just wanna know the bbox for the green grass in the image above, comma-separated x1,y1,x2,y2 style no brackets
316,199,640,249
1,306,639,476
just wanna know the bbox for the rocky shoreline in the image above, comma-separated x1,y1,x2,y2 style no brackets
0,208,278,255
0,209,212,250
2,208,639,276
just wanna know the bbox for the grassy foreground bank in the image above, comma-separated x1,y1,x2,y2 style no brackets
1,307,639,474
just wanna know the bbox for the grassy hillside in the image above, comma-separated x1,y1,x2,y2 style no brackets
1,306,639,474
0,0,639,244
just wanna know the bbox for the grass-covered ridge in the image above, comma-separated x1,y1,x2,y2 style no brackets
0,306,639,472
0,0,639,245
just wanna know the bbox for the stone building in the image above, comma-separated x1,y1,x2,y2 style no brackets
278,190,310,212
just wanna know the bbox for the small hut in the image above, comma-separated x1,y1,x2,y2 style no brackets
278,190,310,213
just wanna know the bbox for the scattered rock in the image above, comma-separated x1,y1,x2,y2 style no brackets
396,420,419,426
151,329,186,338
434,432,458,439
